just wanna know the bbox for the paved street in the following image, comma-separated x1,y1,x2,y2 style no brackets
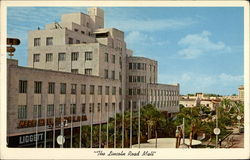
221,127,244,148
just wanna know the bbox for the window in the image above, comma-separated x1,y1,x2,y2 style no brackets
104,69,108,79
46,37,53,46
132,101,137,110
46,53,53,62
60,83,66,94
47,104,54,117
133,63,136,70
71,69,78,74
33,105,42,118
34,38,40,46
119,88,122,95
89,104,92,113
129,76,132,82
59,104,66,115
19,80,27,93
48,82,55,94
132,88,136,95
119,102,122,111
85,68,92,75
34,81,42,94
111,71,115,80
112,87,116,95
105,86,109,95
105,103,108,112
81,31,85,34
70,104,76,115
98,86,102,95
112,55,115,64
71,84,77,94
89,103,95,113
69,37,73,44
129,89,132,95
119,72,122,81
119,57,122,65
81,85,86,94
74,29,78,32
137,63,141,70
33,54,40,62
112,103,115,111
90,85,95,95
85,51,93,61
97,103,101,112
82,104,86,114
129,63,132,70
137,88,141,95
18,105,27,119
105,53,109,62
71,52,79,61
76,40,80,44
58,53,66,61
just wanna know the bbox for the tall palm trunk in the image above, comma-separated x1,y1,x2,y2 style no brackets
189,130,193,147
125,129,129,148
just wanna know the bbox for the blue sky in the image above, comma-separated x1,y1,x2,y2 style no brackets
7,7,244,95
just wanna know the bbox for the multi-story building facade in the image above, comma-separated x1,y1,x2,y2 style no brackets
7,8,179,148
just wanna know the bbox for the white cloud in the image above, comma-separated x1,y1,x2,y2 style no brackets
219,73,243,82
177,30,231,59
125,31,169,50
107,18,197,32
159,72,243,95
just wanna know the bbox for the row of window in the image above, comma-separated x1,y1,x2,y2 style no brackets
150,89,178,96
34,37,53,46
104,70,122,81
71,68,93,75
33,51,93,62
128,88,179,97
19,80,122,95
104,53,118,64
128,76,146,83
128,88,147,96
128,63,157,72
18,102,121,119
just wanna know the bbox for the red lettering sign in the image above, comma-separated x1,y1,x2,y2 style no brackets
17,115,87,128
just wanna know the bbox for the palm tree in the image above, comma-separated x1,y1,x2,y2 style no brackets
140,104,165,140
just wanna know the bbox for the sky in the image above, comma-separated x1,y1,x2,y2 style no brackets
7,7,244,95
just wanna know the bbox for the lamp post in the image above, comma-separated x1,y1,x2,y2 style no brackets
237,115,241,134
57,119,67,148
179,118,188,148
214,105,220,148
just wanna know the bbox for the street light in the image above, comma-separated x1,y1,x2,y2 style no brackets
237,115,241,134
179,118,189,148
214,106,220,148
213,127,220,148
57,119,68,148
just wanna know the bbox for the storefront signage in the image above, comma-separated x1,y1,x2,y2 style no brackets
18,115,87,129
19,133,44,145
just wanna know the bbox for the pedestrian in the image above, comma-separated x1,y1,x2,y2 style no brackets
219,138,222,147
175,126,180,148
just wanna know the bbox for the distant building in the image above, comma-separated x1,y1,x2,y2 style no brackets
238,85,244,101
7,8,179,147
179,93,220,110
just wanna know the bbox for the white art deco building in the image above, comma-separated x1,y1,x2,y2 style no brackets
7,8,179,147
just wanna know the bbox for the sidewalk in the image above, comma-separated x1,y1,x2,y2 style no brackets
221,127,244,148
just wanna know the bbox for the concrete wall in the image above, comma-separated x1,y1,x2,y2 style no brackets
7,59,120,136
